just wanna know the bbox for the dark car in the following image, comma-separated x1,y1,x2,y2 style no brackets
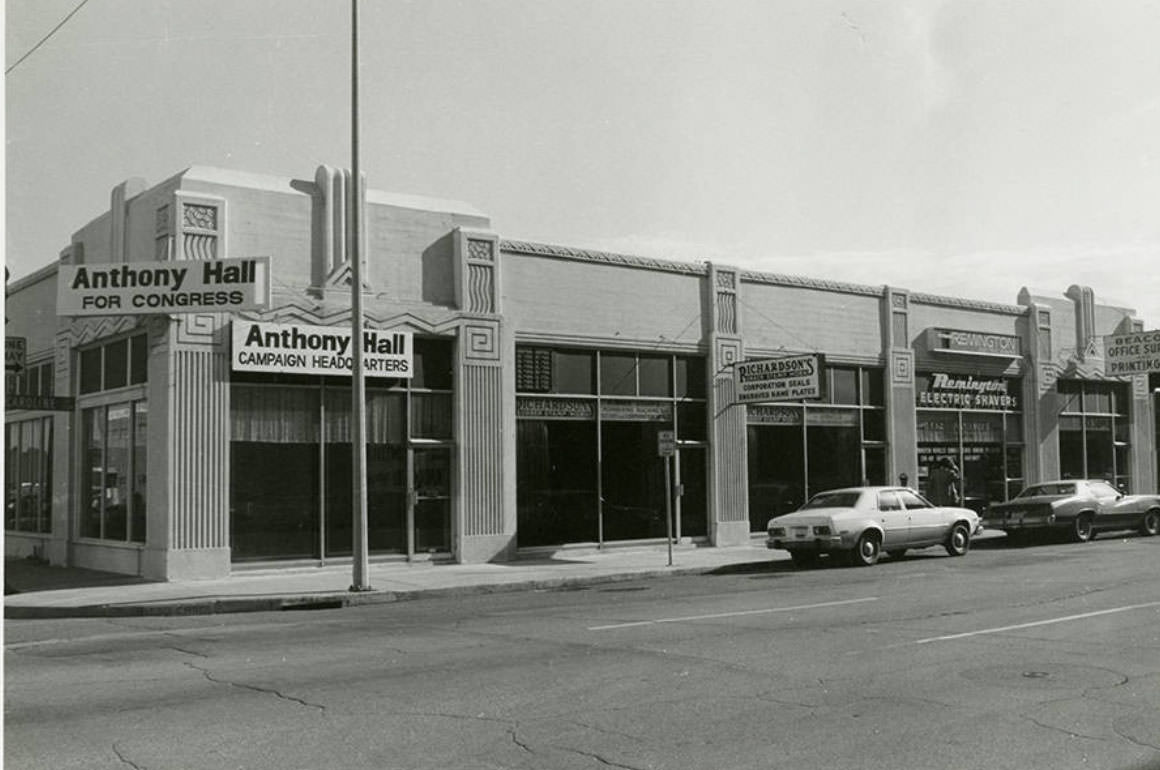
983,480,1160,542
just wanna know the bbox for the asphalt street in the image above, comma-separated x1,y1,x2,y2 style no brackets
5,534,1160,770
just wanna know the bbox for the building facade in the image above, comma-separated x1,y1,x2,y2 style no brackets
5,166,1156,580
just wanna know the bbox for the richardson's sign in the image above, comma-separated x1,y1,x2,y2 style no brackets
1104,330,1160,376
58,258,270,316
232,321,413,378
928,328,1021,358
918,373,1019,410
734,354,823,404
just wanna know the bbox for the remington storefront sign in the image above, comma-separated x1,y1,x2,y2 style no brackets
928,328,1021,357
231,321,412,378
917,373,1019,410
58,257,270,315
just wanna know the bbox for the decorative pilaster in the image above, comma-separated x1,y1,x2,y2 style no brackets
1125,318,1157,492
453,228,510,562
109,178,147,263
312,165,367,296
173,192,226,261
1021,302,1054,481
707,263,748,545
143,314,232,580
883,287,916,485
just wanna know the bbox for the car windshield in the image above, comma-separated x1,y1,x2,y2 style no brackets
1017,483,1076,498
800,491,862,510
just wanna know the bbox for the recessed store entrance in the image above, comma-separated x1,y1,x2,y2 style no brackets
228,338,455,563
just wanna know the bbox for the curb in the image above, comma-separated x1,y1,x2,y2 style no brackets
3,563,732,619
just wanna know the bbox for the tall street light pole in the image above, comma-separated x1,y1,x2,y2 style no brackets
349,0,372,592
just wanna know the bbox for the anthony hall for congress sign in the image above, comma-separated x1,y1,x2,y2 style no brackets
58,257,270,315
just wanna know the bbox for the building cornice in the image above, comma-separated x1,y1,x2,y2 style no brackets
6,262,59,296
500,239,710,276
739,269,884,297
910,292,1025,316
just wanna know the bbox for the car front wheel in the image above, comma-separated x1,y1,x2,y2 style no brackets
945,523,971,556
850,532,881,566
1072,513,1095,543
1141,510,1160,537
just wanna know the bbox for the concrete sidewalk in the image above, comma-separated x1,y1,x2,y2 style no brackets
3,543,782,619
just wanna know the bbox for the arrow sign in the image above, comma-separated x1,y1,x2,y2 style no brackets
5,336,26,374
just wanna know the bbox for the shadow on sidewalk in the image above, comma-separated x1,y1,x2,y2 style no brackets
4,558,154,595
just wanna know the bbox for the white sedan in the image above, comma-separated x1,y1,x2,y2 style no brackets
766,486,982,567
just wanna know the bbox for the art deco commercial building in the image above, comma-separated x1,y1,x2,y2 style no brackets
6,166,1157,580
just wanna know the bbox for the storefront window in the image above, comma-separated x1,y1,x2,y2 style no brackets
600,353,637,396
1058,380,1130,489
516,347,708,547
81,402,146,543
915,372,1023,514
4,417,53,534
79,333,148,395
229,337,454,561
747,366,886,529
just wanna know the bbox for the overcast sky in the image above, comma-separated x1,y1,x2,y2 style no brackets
6,0,1160,325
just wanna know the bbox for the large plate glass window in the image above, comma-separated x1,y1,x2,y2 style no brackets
74,332,149,544
516,347,708,548
915,373,1023,513
4,417,53,534
229,337,454,562
1058,380,1131,490
747,365,887,530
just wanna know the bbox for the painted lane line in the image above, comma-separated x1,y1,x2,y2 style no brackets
914,600,1160,645
587,596,878,631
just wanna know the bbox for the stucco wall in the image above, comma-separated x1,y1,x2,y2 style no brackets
501,252,707,347
739,281,882,360
5,268,59,356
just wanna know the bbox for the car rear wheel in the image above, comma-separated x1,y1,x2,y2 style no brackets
1141,510,1160,537
944,523,970,556
1072,513,1094,543
851,532,881,567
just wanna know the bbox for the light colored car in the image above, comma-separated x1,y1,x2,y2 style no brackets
982,479,1160,542
766,486,982,567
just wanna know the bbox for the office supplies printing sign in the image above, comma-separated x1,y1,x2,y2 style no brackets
58,257,270,316
734,354,823,404
1104,330,1160,375
232,321,413,378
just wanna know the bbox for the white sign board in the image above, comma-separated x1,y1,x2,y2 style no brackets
1104,330,1160,376
734,354,824,404
657,429,675,458
58,257,270,316
232,321,413,378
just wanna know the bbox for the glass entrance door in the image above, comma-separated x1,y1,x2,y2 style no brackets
411,447,451,554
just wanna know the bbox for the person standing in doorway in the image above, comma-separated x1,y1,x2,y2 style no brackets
928,457,961,506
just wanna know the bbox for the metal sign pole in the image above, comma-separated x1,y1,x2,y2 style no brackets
349,0,371,592
664,455,673,567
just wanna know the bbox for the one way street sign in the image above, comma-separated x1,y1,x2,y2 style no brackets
6,337,27,374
